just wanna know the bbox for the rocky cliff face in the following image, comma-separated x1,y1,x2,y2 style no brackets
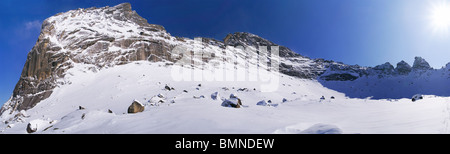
222,32,328,79
223,32,300,57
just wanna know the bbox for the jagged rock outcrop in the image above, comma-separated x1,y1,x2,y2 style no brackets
223,32,329,79
395,60,412,75
224,32,300,57
373,62,395,74
412,56,432,71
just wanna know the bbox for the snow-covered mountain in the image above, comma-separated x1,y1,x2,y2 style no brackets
1,3,449,134
320,57,450,99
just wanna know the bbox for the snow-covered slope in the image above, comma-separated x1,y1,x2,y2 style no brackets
2,61,449,134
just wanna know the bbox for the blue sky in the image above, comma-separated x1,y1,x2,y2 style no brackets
1,0,450,104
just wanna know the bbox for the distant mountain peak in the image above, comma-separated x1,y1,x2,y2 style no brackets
395,60,412,75
373,62,395,74
412,56,432,70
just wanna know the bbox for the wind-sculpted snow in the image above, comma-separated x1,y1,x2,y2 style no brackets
1,61,449,134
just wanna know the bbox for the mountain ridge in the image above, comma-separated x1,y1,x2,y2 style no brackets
1,2,449,115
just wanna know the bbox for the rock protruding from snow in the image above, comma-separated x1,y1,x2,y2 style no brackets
395,60,412,75
211,92,220,101
26,123,37,133
320,96,326,100
26,119,54,133
412,94,423,102
164,85,175,91
256,100,278,107
221,94,242,108
412,57,432,71
127,100,145,114
256,100,269,106
148,94,165,106
193,95,205,99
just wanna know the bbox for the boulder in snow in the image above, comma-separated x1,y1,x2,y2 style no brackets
320,96,325,100
256,100,269,106
193,95,205,99
157,93,165,98
412,94,423,102
26,123,37,133
237,88,248,92
127,100,145,113
221,94,242,108
164,84,174,91
26,119,52,133
148,94,166,106
257,100,278,107
211,92,220,100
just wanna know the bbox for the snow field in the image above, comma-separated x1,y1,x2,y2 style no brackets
1,61,449,134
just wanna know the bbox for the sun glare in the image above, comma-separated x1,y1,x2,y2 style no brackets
430,1,450,34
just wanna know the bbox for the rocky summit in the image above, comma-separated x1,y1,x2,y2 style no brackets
412,56,432,71
395,60,412,75
2,3,175,113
